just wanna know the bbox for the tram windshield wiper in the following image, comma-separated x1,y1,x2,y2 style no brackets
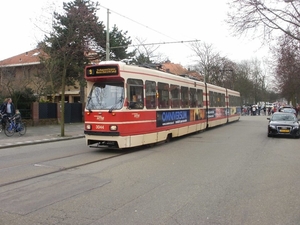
86,96,93,112
108,95,124,113
108,106,114,113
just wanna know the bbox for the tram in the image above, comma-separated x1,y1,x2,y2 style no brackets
84,61,241,148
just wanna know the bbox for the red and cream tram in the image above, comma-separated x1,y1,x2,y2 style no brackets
84,61,241,148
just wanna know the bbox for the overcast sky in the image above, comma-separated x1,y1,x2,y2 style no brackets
0,0,269,66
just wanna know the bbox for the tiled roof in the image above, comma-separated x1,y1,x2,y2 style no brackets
162,62,188,75
0,49,42,67
162,61,203,81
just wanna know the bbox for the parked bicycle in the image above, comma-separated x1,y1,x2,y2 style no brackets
1,112,26,137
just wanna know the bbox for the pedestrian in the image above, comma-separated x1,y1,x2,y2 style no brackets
268,107,271,115
4,98,15,117
252,105,257,116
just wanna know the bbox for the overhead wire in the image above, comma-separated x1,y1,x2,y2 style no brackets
98,4,200,48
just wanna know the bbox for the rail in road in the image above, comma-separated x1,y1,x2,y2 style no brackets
0,143,145,187
0,115,271,187
1,115,300,224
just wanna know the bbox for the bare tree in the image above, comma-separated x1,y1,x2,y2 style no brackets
190,42,222,83
250,58,265,103
33,56,62,102
234,61,255,104
219,58,236,89
190,41,237,88
131,37,168,64
227,0,300,42
274,34,300,105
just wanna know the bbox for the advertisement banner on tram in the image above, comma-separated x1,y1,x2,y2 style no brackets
156,110,190,127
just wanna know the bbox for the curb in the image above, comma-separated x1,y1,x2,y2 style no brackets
0,135,85,149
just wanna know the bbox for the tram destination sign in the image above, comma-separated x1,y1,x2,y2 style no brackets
86,65,119,76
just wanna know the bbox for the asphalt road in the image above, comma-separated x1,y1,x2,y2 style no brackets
0,115,300,225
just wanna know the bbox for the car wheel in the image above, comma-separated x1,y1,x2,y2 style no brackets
268,133,272,137
293,131,300,139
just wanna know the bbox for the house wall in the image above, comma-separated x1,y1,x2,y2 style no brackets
0,64,83,104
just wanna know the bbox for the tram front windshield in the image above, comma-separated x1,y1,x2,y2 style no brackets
86,82,124,111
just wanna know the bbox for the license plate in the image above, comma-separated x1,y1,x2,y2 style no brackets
280,129,289,133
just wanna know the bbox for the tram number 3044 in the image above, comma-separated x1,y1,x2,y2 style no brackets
96,125,105,130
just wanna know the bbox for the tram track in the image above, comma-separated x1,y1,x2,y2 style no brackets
0,148,137,188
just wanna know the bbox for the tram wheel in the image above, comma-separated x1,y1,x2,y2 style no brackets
165,133,172,143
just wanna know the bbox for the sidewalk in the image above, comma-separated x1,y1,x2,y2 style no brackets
0,123,85,149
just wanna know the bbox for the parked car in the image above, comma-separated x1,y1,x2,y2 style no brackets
279,107,297,116
267,112,300,138
278,105,297,116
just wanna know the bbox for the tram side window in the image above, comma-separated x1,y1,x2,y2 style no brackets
216,93,223,107
209,91,220,107
170,84,180,108
158,82,169,109
229,95,233,106
127,78,144,109
197,89,203,107
215,92,219,107
229,95,241,106
209,91,214,107
190,88,196,107
221,93,225,107
145,80,156,109
181,86,189,108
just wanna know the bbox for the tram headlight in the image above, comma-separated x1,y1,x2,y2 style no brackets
110,125,118,131
86,124,92,130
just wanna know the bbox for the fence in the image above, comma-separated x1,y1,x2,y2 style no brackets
22,102,83,126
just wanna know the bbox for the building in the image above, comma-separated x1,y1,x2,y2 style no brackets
162,61,203,81
0,49,202,103
0,48,80,103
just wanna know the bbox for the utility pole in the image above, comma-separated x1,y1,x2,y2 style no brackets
106,9,110,61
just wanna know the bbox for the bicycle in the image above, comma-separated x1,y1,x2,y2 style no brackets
0,112,8,133
3,114,26,137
